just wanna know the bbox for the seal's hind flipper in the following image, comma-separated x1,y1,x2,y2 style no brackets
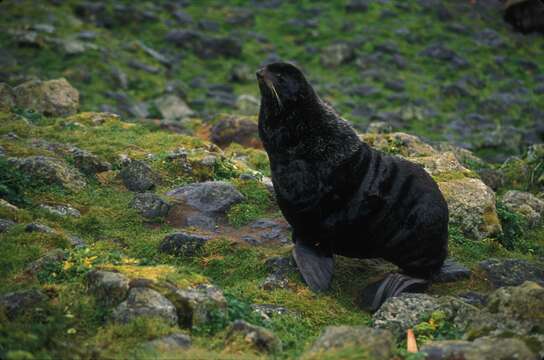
292,243,334,292
359,273,428,312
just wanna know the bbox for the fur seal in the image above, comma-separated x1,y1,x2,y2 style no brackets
256,62,449,311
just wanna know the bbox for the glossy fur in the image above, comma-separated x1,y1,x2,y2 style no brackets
257,62,448,278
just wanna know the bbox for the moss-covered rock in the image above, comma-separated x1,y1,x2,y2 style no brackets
12,78,79,117
11,155,86,191
210,115,261,149
501,190,544,227
0,83,15,111
225,319,282,354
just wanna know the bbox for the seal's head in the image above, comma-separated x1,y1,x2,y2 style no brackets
256,62,315,113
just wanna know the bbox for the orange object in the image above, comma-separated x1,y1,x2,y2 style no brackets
407,328,418,353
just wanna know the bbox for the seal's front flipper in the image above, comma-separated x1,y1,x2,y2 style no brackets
359,273,428,312
292,243,334,292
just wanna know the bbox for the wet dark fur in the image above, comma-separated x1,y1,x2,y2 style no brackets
257,62,448,277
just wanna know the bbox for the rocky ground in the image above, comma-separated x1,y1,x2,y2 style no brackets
1,1,544,359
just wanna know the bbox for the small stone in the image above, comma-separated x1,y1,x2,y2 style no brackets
321,43,356,67
235,94,260,116
13,78,79,116
69,147,112,175
432,259,471,283
120,160,159,192
458,292,488,307
229,64,253,83
0,289,48,320
25,223,55,234
0,219,16,233
39,204,81,218
478,259,544,288
153,94,194,121
131,193,171,219
260,273,288,291
306,326,395,360
159,232,211,257
251,304,290,321
87,270,129,306
113,287,178,325
67,235,86,248
145,333,191,351
226,320,282,354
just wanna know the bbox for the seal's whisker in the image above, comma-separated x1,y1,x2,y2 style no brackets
265,78,283,108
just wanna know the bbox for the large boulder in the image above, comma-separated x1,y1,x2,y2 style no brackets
362,132,501,240
210,115,261,149
112,287,178,325
478,258,544,288
501,190,544,227
12,78,79,116
304,326,395,360
225,320,282,354
11,156,86,191
166,181,244,230
421,337,537,360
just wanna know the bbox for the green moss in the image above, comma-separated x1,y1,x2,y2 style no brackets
227,179,273,227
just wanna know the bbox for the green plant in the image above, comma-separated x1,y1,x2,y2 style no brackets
496,202,527,251
0,157,31,206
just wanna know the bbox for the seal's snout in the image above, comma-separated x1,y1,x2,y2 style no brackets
256,67,267,80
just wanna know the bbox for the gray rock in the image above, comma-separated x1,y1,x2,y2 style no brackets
145,333,191,351
25,249,65,275
420,44,469,69
11,156,86,191
478,259,544,288
67,235,86,248
0,219,16,233
135,41,172,67
321,43,356,67
12,78,79,116
346,0,370,12
25,223,55,234
235,94,260,116
229,64,253,83
372,293,479,340
432,259,471,283
120,160,159,192
87,270,129,306
501,190,544,227
306,326,395,360
165,30,242,59
210,116,260,149
39,204,81,218
0,83,15,110
113,287,178,325
159,231,210,257
251,304,290,321
421,337,537,360
474,28,504,49
153,94,194,121
260,273,289,291
167,284,227,328
457,292,488,307
0,289,48,319
69,147,112,175
226,320,282,354
131,193,171,219
128,59,160,74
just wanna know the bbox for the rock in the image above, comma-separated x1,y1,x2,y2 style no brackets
0,219,16,233
113,287,178,325
131,193,171,219
145,333,191,351
474,28,504,48
478,259,544,288
69,147,112,175
153,94,194,121
361,132,437,157
25,249,65,275
226,8,254,26
25,223,55,234
421,337,537,360
0,289,48,319
251,304,290,321
166,181,244,230
235,94,260,116
501,190,544,227
372,293,479,340
432,258,471,283
210,116,260,149
249,218,290,245
12,78,79,116
226,320,282,354
168,284,227,328
437,177,501,240
420,44,469,69
39,204,81,217
159,231,211,257
305,326,395,360
87,270,129,306
345,0,370,12
321,43,356,67
229,64,253,83
68,235,86,248
0,83,15,110
366,121,392,134
120,160,159,192
135,41,172,67
260,273,289,291
165,30,242,59
11,156,86,191
458,292,488,307
56,39,97,55
486,281,544,322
